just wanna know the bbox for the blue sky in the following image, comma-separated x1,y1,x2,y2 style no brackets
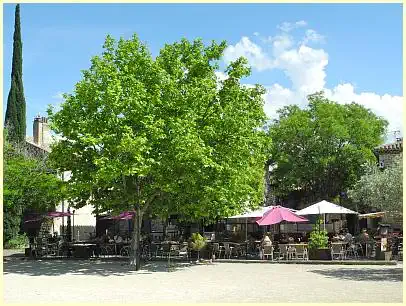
3,4,403,140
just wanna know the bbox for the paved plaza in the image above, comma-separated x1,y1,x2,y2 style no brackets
3,258,403,303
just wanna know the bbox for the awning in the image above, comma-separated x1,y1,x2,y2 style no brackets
358,212,385,219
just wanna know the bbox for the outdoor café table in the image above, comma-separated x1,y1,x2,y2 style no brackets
71,243,95,259
286,243,309,259
228,242,244,257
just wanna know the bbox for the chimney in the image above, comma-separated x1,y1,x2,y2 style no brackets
33,115,51,147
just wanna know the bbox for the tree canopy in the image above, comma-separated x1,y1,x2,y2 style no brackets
3,132,63,244
267,92,388,206
48,35,268,268
348,156,402,213
5,4,26,143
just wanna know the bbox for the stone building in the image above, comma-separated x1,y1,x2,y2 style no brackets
25,116,96,240
374,137,403,169
371,137,403,230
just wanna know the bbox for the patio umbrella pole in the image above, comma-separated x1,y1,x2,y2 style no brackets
246,218,248,260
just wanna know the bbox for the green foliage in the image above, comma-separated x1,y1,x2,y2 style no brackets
5,4,26,143
268,92,388,204
4,233,29,249
47,34,269,269
348,155,403,213
3,131,63,244
47,34,268,223
308,217,329,249
190,233,207,252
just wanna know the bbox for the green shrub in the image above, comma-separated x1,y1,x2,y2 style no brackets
308,217,328,249
190,233,207,260
4,233,29,249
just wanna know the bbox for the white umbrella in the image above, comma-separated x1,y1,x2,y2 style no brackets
229,206,274,219
296,200,358,230
228,206,273,242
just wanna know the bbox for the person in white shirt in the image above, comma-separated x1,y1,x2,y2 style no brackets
261,234,272,247
260,234,272,259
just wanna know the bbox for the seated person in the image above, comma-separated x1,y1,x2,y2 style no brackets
343,229,353,243
279,234,288,244
332,232,340,242
338,230,345,241
260,234,272,259
358,229,370,242
357,229,370,256
114,234,123,243
103,233,111,243
261,234,272,247
288,236,295,243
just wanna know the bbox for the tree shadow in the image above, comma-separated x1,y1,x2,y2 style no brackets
309,267,403,282
3,258,194,276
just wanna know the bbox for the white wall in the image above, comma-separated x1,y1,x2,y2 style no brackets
52,171,96,240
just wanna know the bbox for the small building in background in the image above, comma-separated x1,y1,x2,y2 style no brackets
25,115,97,240
372,137,403,231
375,137,403,169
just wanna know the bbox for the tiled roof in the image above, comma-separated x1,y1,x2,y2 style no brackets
375,139,403,153
25,137,51,153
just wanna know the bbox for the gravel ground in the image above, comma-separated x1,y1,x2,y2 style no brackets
3,259,403,303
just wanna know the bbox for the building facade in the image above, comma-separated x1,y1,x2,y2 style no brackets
26,116,97,239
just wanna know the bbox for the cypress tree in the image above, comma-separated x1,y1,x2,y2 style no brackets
5,4,26,143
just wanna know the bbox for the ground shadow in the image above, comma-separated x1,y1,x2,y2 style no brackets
309,267,403,282
3,258,195,276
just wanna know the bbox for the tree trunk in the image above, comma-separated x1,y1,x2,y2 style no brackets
130,210,143,270
163,219,168,241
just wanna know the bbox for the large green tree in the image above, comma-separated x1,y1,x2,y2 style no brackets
268,92,388,206
48,35,268,270
5,4,26,143
348,156,403,214
3,133,64,245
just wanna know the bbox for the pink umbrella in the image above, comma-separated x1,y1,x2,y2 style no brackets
118,211,136,218
47,211,73,218
256,206,308,226
24,211,73,222
101,211,136,220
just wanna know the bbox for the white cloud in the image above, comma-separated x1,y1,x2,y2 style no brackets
225,22,402,134
52,92,64,100
270,35,294,55
276,45,329,94
263,82,403,133
324,84,403,132
223,36,274,71
302,29,325,44
277,20,307,32
263,84,296,119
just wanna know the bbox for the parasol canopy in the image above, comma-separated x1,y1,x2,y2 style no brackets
46,211,73,217
256,206,308,226
358,212,385,219
101,211,136,220
296,200,358,215
229,206,297,219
